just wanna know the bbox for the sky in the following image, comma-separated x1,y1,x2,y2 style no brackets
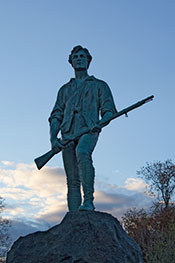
0,0,175,244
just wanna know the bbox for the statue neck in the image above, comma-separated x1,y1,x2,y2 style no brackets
74,69,88,80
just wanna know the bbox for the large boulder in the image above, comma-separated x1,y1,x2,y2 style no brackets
7,211,143,263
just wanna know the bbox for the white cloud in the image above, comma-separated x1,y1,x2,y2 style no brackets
0,187,33,200
124,178,147,192
1,161,15,167
0,162,67,222
0,163,66,194
9,207,25,216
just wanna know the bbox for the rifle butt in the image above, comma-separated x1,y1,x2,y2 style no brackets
34,150,55,170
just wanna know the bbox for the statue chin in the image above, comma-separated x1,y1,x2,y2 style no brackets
74,67,87,71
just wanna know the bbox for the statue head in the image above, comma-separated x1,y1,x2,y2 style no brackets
68,45,92,69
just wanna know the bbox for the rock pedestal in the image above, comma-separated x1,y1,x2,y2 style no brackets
7,211,143,263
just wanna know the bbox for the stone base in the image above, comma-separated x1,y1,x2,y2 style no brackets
6,211,143,263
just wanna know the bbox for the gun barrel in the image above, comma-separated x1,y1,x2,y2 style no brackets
144,95,154,102
99,95,154,127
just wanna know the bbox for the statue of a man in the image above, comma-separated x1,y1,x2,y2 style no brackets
49,45,117,211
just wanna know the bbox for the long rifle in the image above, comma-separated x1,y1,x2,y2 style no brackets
34,95,154,170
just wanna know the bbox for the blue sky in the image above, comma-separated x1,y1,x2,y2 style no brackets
0,0,175,242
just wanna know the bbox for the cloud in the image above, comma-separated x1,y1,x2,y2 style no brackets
1,161,15,167
95,190,152,218
0,161,67,223
124,178,147,192
0,161,153,244
9,219,45,243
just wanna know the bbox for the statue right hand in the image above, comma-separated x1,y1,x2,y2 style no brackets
51,138,65,153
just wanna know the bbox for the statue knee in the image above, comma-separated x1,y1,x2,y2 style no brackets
67,176,81,189
76,148,91,164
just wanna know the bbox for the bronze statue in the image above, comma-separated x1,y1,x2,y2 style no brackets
49,45,117,211
34,45,154,212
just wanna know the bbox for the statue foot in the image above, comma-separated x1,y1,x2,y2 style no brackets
79,201,95,211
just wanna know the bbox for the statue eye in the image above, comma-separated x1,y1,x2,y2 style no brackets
80,54,85,58
73,54,78,59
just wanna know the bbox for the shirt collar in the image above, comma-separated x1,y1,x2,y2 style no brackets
69,75,95,83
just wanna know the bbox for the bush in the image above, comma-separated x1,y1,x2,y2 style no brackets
122,204,175,263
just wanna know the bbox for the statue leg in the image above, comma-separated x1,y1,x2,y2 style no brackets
75,132,99,211
62,141,82,212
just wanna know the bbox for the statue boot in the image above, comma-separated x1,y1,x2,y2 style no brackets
78,160,95,211
67,187,82,212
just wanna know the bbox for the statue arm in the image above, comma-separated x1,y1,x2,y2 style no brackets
99,82,117,116
99,82,117,124
49,87,65,151
91,111,113,133
49,118,64,151
48,87,65,123
91,82,117,132
100,111,113,124
50,118,61,141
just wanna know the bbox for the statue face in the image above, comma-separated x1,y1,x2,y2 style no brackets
71,50,89,70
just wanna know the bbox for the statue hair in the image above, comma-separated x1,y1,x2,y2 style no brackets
68,45,92,69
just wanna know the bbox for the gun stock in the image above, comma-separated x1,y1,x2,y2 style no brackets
34,150,57,170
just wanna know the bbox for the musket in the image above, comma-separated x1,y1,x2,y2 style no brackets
34,95,154,170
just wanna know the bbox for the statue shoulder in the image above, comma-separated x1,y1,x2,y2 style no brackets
57,81,71,94
91,76,109,88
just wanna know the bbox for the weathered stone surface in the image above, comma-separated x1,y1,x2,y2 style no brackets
7,211,143,263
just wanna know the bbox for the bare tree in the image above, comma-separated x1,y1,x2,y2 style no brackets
0,197,11,256
137,159,175,208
